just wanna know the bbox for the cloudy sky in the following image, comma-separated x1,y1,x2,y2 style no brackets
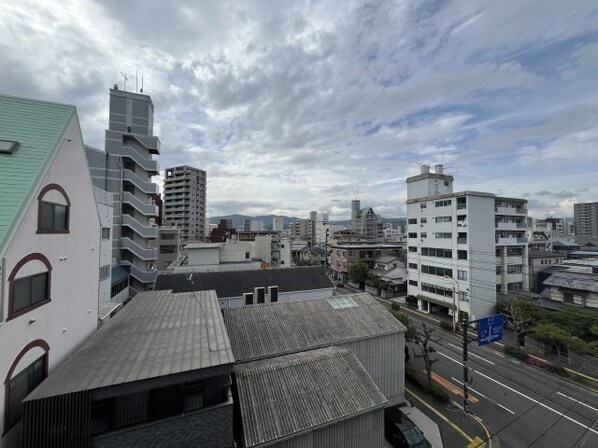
2,1,597,220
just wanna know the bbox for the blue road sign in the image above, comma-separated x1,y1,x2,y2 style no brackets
478,314,504,347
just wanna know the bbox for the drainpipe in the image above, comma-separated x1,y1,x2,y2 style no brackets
0,256,5,322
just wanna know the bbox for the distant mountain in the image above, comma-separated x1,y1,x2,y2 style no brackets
208,214,406,230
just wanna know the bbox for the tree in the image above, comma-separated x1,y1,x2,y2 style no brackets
497,299,544,348
391,310,416,342
533,323,574,362
347,261,369,284
413,322,440,386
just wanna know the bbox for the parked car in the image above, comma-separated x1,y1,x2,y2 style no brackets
384,406,432,448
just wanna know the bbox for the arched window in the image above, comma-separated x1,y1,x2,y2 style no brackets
4,340,49,432
37,183,70,234
8,253,52,320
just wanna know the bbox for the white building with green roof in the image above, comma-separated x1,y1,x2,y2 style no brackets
0,94,101,446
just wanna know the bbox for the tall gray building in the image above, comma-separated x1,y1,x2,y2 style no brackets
163,165,207,242
574,202,598,237
86,87,160,296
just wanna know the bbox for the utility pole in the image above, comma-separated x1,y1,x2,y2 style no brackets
324,228,329,273
462,316,469,416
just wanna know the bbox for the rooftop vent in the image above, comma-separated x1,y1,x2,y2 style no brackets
420,164,430,174
435,164,443,174
0,140,20,155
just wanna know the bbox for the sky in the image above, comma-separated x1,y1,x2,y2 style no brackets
1,1,597,220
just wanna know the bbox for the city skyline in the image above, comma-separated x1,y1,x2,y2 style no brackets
1,1,597,220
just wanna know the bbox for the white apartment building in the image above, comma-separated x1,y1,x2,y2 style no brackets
272,216,284,232
0,95,100,446
163,165,207,242
243,219,265,232
86,87,161,296
406,164,529,323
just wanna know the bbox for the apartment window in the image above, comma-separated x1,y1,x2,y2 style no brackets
507,265,523,274
421,283,453,297
420,217,427,223
408,246,417,253
101,227,111,239
421,247,452,258
409,263,418,269
496,266,502,274
420,203,427,209
99,264,110,281
435,233,452,239
496,285,502,293
458,291,468,302
37,184,70,234
408,218,417,224
421,232,427,238
409,280,418,286
496,248,502,257
6,350,47,430
408,233,417,238
507,282,523,291
457,270,467,280
160,246,176,254
8,253,52,319
435,216,452,223
421,265,453,277
435,200,452,207
563,293,583,306
457,250,468,260
507,247,523,256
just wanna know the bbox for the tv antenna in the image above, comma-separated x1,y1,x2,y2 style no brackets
120,72,128,91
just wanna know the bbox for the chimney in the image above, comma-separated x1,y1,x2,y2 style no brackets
435,164,443,175
420,164,430,174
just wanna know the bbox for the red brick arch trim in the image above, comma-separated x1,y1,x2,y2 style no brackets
7,253,52,321
3,339,49,435
37,183,70,234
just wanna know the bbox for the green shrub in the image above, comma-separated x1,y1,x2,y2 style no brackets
546,364,568,377
422,383,450,404
406,295,418,308
504,345,529,361
440,321,454,332
391,301,401,311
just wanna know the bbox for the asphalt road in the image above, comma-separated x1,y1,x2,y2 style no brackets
401,306,598,448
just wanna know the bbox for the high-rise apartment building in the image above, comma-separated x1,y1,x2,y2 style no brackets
244,219,265,231
272,216,284,232
574,202,598,237
406,164,529,323
86,87,160,296
351,200,383,239
163,165,207,242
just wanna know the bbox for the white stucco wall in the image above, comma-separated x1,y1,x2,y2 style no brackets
217,287,335,308
0,114,100,445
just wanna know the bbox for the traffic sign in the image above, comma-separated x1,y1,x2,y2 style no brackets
477,314,504,346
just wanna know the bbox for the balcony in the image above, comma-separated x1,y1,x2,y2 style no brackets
457,238,467,244
122,192,159,217
130,134,161,155
495,206,527,215
109,145,160,175
121,214,159,238
123,169,159,195
121,237,157,261
120,261,157,284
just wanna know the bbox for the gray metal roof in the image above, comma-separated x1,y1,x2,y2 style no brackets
26,290,234,399
154,266,334,298
223,292,405,362
543,271,598,293
234,346,387,447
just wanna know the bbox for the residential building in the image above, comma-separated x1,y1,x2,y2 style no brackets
279,236,292,267
574,202,598,237
233,347,387,448
272,216,284,232
237,231,281,267
552,240,581,259
243,219,264,232
208,219,237,243
406,164,529,323
0,95,100,445
154,266,335,308
162,165,207,242
541,270,598,310
157,226,181,270
289,217,315,244
528,251,564,293
21,290,234,448
351,200,384,239
86,87,160,296
329,241,404,283
299,245,327,265
223,292,406,406
172,241,261,273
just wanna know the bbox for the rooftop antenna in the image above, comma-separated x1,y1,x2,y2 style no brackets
120,72,128,91
441,151,446,165
135,71,138,93
140,76,144,94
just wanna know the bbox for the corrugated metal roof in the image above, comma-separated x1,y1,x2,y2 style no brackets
223,292,405,362
543,271,598,293
235,346,387,447
0,95,75,253
154,266,334,297
25,290,234,400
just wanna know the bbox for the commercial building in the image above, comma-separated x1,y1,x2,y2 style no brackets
162,165,207,242
574,202,598,237
406,164,529,322
0,95,101,445
20,290,234,448
154,266,335,308
86,87,160,296
156,226,181,270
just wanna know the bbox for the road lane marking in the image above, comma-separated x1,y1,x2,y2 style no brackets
405,387,475,443
448,343,495,365
428,371,479,403
436,350,598,435
451,377,515,415
556,392,598,413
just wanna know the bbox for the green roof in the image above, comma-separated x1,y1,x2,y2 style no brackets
0,95,75,253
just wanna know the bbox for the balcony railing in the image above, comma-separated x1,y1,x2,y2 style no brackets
121,237,157,261
124,169,159,195
121,214,159,239
122,192,159,217
457,238,467,244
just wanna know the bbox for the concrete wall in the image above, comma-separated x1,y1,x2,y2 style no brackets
95,188,114,311
0,115,100,446
216,287,335,309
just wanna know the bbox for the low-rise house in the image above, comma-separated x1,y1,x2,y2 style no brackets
0,95,101,446
528,250,564,293
552,240,581,259
21,290,235,448
299,245,326,265
154,266,335,308
329,241,404,283
540,270,598,310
